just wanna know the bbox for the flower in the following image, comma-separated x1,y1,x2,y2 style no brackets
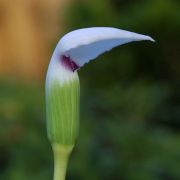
45,27,154,180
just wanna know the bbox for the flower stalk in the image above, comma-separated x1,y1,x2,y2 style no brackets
53,144,73,180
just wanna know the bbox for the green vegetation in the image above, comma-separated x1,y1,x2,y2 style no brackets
0,0,180,179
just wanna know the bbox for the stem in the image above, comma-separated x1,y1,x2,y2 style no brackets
53,144,74,180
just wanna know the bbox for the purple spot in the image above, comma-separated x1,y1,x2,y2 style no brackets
60,55,80,72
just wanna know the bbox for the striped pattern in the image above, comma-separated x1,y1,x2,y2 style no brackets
46,78,80,145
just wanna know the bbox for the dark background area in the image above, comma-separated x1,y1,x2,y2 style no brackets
0,0,180,179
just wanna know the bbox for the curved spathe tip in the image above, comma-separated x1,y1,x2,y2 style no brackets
141,35,155,42
55,27,154,68
149,37,155,42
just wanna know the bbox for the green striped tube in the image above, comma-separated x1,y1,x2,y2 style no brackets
46,79,79,145
46,69,80,180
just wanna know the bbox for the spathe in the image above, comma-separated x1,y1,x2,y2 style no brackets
46,27,154,180
56,27,154,68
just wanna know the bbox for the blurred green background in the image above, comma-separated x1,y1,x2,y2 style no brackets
0,0,180,179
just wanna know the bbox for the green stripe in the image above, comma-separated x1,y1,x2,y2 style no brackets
46,78,80,145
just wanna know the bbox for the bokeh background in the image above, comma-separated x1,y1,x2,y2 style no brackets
0,0,180,179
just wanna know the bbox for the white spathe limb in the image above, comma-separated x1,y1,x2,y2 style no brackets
56,27,154,67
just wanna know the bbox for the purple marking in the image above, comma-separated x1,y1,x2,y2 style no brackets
60,55,80,72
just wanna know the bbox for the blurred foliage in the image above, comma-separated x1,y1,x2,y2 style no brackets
0,0,180,179
0,81,53,180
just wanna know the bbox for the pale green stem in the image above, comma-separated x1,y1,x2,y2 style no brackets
53,144,74,180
